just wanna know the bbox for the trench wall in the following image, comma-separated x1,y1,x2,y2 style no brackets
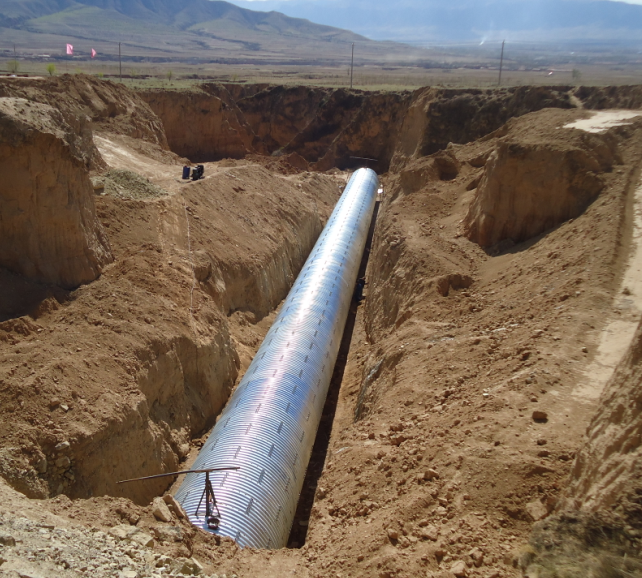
138,84,578,172
0,76,340,504
3,76,642,509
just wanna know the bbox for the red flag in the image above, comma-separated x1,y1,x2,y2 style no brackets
91,48,97,59
66,44,73,55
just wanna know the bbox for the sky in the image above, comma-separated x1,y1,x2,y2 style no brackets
241,0,642,3
233,0,642,43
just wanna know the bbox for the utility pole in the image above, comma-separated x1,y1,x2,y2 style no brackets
119,42,122,82
350,43,354,89
498,40,505,86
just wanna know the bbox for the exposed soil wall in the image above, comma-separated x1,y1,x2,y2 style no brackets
562,319,642,519
137,88,255,162
139,84,576,173
575,85,642,110
401,85,574,162
463,109,626,249
0,96,113,288
0,76,342,505
140,84,409,171
2,77,642,577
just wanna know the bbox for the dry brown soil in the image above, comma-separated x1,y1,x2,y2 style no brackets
1,76,641,578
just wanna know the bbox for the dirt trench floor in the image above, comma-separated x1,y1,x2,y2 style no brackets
1,108,642,578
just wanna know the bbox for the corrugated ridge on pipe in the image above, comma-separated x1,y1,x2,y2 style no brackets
174,168,379,548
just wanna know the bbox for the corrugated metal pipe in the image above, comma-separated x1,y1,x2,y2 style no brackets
174,168,379,548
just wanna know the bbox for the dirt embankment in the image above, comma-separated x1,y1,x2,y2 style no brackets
520,320,642,577
139,84,575,173
0,75,173,293
563,320,642,517
463,109,623,248
0,97,112,289
520,302,642,577
0,75,168,150
0,75,342,505
2,76,642,578
293,106,642,578
574,85,642,110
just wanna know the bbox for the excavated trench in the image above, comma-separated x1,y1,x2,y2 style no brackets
137,83,579,172
4,76,642,558
286,197,381,548
137,83,642,550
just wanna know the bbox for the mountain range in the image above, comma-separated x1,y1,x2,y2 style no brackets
0,0,358,40
231,0,642,44
0,0,391,63
1,0,641,65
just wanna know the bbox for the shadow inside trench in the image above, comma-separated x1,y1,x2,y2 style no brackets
287,198,381,548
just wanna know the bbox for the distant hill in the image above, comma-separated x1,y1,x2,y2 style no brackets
231,0,642,44
1,0,425,63
0,0,362,40
6,0,638,67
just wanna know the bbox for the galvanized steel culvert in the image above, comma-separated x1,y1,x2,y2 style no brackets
174,168,379,549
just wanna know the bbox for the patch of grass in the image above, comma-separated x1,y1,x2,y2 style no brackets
521,512,642,578
92,170,169,200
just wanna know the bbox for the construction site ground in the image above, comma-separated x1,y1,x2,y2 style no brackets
1,76,641,578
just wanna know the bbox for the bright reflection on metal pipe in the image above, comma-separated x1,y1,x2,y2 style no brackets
174,168,379,548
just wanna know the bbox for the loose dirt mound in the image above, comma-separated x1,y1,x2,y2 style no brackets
0,96,112,288
0,74,168,150
463,108,625,249
2,76,642,578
